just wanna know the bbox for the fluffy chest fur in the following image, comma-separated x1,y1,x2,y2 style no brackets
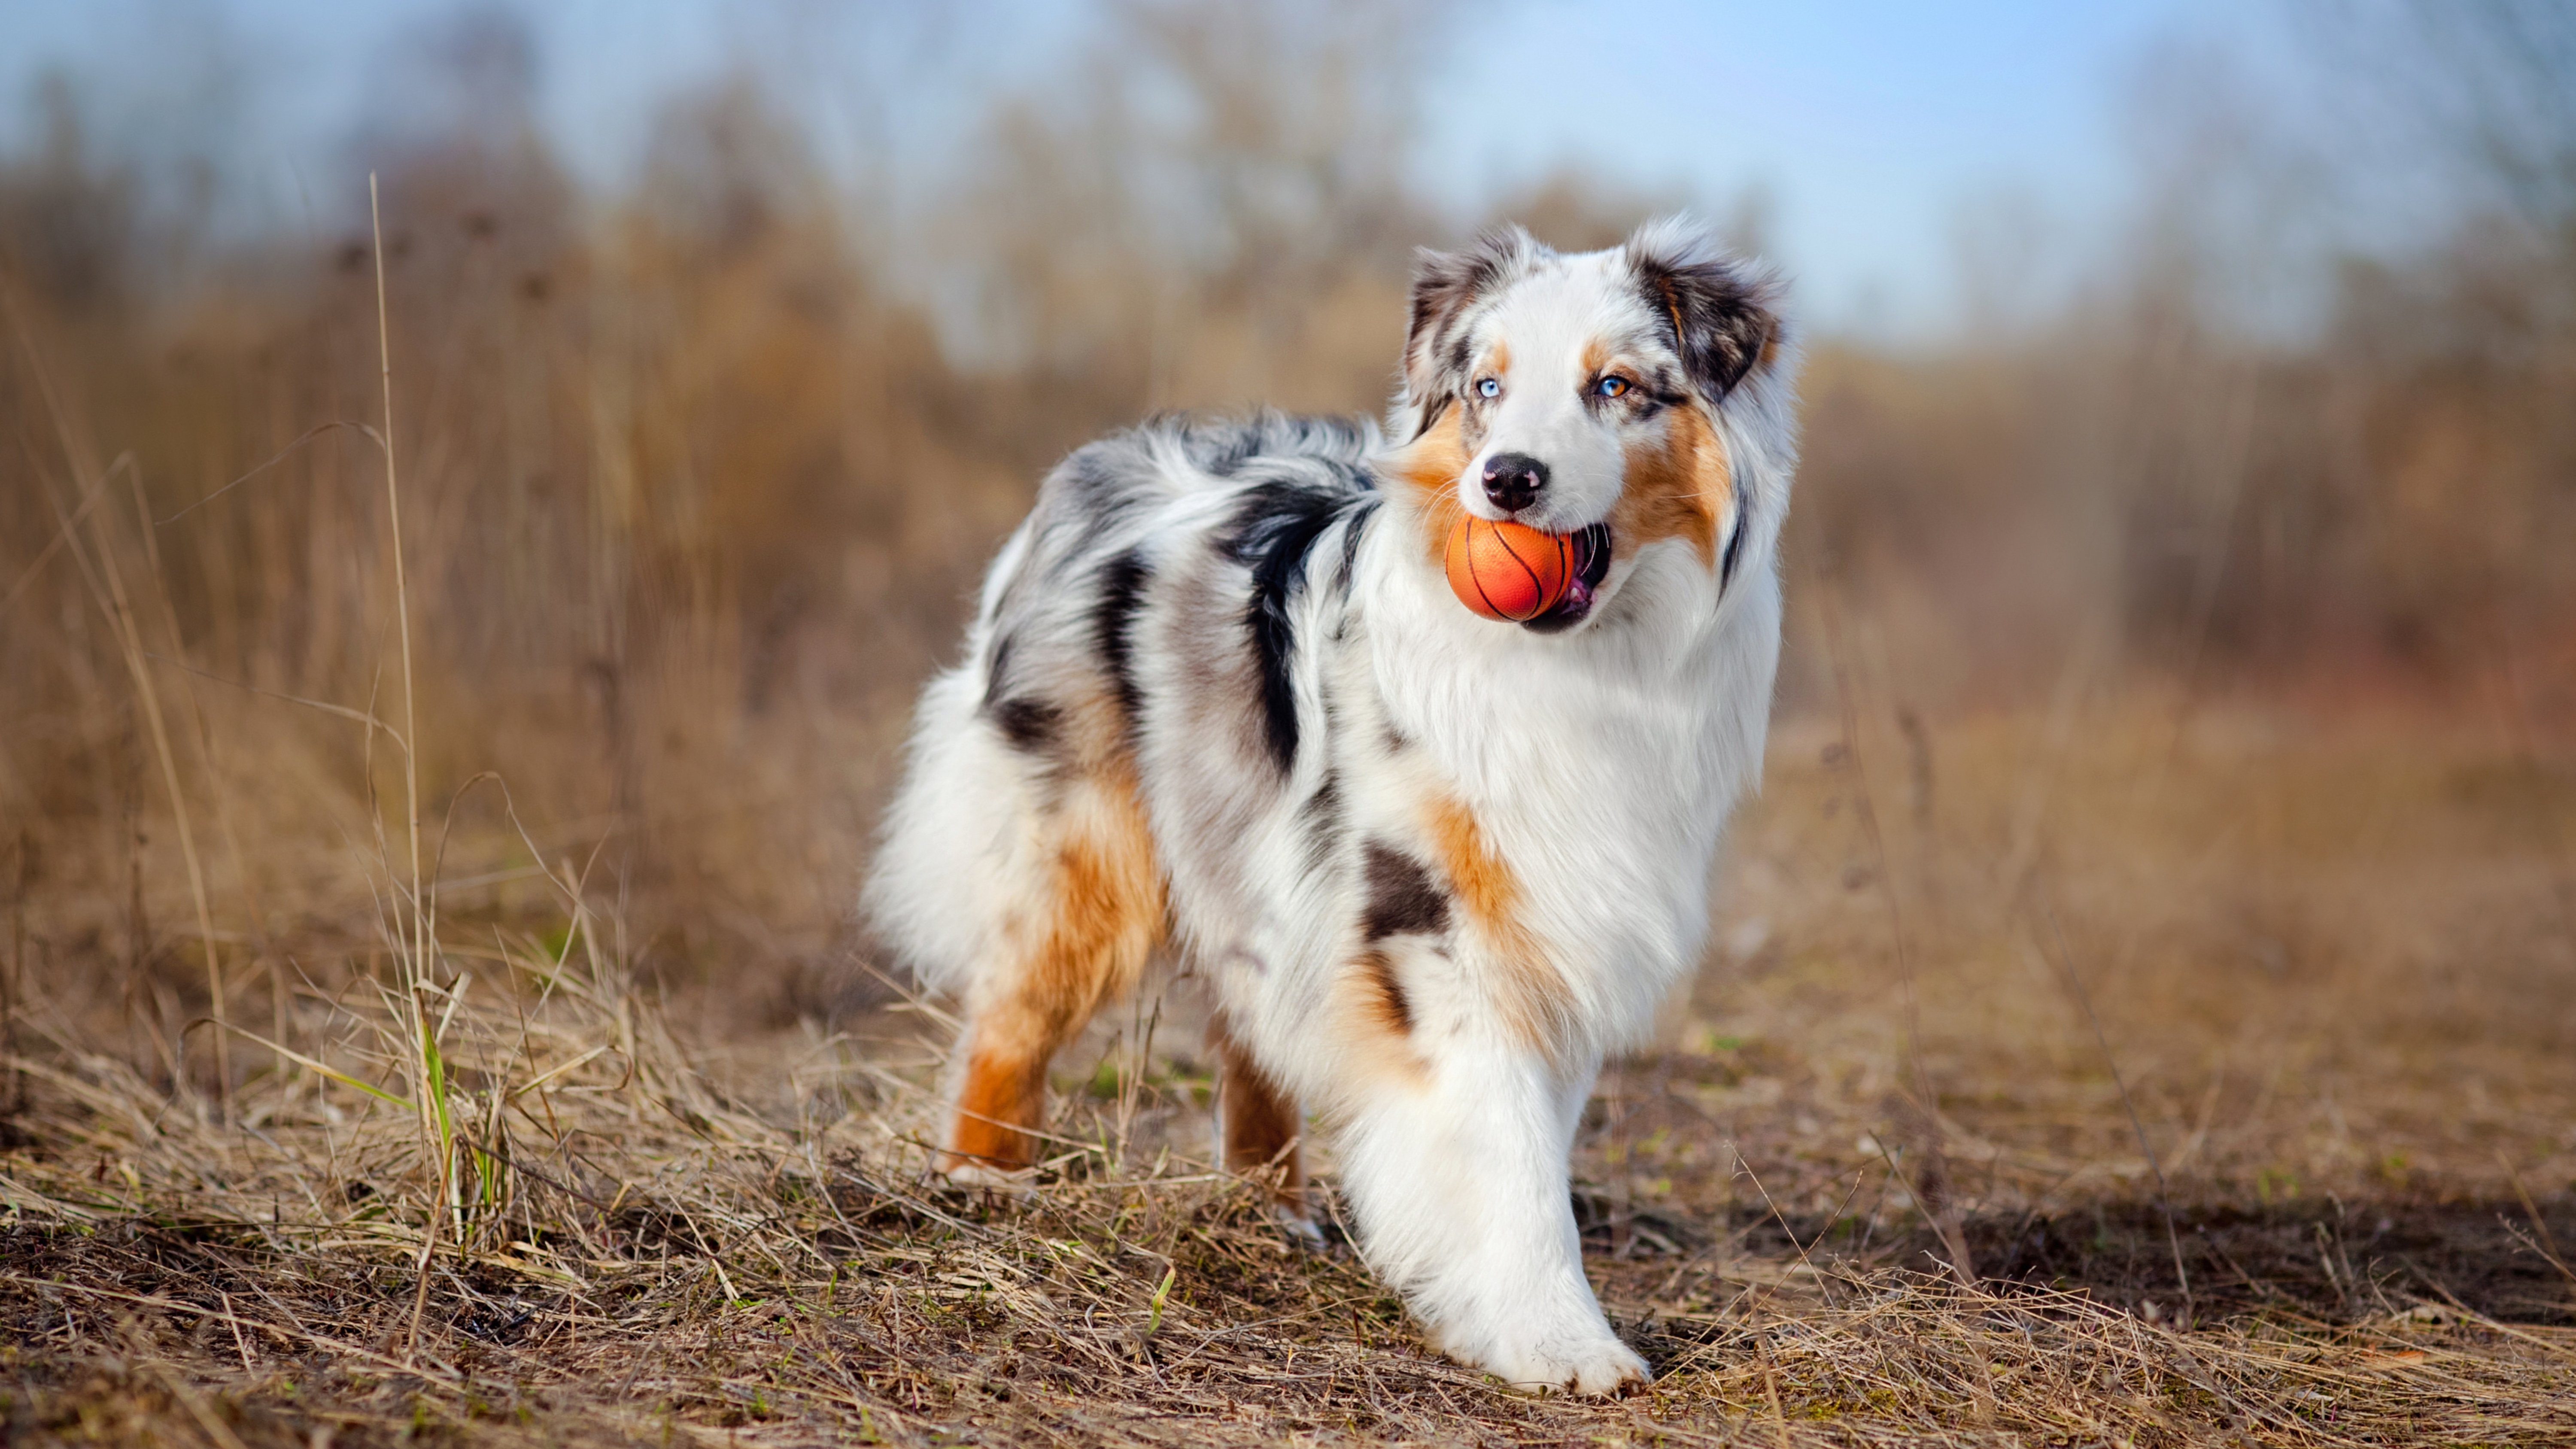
1174,469,1783,1079
1355,519,1782,1042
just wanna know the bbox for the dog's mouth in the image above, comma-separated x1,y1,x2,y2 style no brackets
1522,523,1613,634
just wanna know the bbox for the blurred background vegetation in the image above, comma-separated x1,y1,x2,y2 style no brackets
1,0,2570,1070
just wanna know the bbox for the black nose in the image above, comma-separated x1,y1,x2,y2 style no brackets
1481,453,1549,513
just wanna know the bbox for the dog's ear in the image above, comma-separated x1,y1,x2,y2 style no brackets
1625,216,1782,406
1404,225,1537,411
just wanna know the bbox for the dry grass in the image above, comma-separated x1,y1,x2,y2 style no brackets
1,985,2570,1449
4,686,2573,1446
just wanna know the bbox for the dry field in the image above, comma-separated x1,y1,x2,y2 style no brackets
5,14,2575,1430
4,667,2573,1446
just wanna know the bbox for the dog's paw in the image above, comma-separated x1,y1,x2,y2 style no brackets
937,1160,1038,1199
1273,1205,1327,1252
1483,1334,1650,1397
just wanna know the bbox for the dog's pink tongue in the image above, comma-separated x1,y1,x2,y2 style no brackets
1564,524,1606,610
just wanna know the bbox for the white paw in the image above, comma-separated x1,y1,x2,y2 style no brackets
939,1160,1038,1199
1273,1205,1327,1252
1479,1334,1650,1397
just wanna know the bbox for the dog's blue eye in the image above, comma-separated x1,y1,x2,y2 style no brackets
1476,377,1500,398
1596,376,1631,399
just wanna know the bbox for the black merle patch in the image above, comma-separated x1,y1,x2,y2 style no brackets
987,695,1063,756
1094,547,1152,729
1631,246,1778,404
1197,426,1263,477
1362,841,1449,942
1225,484,1354,774
1060,444,1159,527
981,633,1061,756
1720,493,1749,592
982,630,1019,708
1405,226,1535,404
1336,496,1378,590
1406,393,1454,444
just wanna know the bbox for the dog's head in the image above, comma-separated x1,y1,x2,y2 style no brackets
1385,217,1788,633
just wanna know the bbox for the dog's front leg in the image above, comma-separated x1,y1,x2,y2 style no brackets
1334,1043,1645,1395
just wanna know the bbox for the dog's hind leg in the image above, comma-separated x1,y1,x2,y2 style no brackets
1206,1009,1318,1239
942,764,1164,1180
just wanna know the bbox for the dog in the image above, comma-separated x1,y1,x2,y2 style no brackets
865,216,1796,1394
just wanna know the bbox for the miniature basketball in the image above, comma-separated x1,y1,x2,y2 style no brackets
1445,514,1576,622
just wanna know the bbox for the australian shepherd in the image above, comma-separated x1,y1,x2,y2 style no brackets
866,217,1797,1394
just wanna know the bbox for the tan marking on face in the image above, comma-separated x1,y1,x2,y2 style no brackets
1386,403,1470,565
1207,1009,1308,1212
943,756,1164,1173
1425,793,1574,1056
1485,339,1510,380
1580,337,1612,379
1613,400,1728,567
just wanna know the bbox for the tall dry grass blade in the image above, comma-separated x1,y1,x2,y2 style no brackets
363,170,443,1360
208,1021,417,1112
122,460,288,1107
0,446,125,617
7,385,230,1113
11,291,237,1066
152,419,385,526
137,653,412,756
368,172,425,998
1759,1351,1794,1449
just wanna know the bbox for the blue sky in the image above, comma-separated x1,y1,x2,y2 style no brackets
1,0,2270,339
1418,1,2226,333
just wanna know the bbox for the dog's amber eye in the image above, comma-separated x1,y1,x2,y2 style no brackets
1595,376,1631,399
1476,377,1501,398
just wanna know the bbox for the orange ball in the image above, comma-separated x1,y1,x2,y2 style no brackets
1445,514,1575,622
